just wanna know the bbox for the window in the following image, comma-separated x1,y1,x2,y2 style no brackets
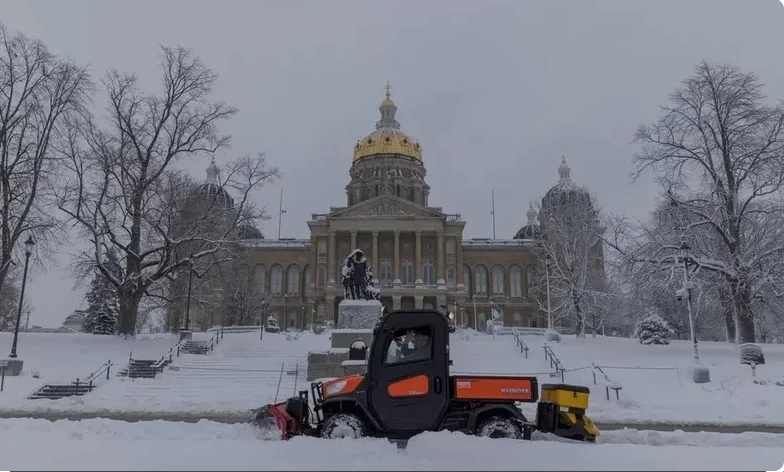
251,264,266,294
510,265,523,298
422,258,435,285
380,259,393,282
463,265,471,294
270,265,283,295
401,258,414,284
526,265,537,297
384,326,433,365
287,265,300,295
513,312,522,327
446,265,456,284
474,265,488,296
317,266,326,287
492,265,505,296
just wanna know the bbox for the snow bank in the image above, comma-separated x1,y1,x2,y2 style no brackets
0,418,782,471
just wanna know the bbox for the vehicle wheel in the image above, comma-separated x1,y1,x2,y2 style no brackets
476,416,523,439
320,412,368,439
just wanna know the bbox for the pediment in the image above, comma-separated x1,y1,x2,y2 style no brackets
330,195,443,219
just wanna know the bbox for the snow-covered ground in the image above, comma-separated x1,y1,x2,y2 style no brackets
0,331,208,405
1,417,782,471
2,328,784,426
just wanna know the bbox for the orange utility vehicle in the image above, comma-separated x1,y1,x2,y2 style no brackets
250,309,598,442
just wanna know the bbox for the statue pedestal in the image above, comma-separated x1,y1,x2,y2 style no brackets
337,299,382,330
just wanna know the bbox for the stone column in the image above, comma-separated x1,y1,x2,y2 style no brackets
393,230,401,283
436,232,444,282
350,230,357,250
372,230,379,279
456,237,464,288
328,231,337,285
415,230,422,282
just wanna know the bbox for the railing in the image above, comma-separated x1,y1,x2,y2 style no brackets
462,239,535,247
543,344,565,382
84,360,113,384
238,239,310,248
590,362,624,401
512,328,530,359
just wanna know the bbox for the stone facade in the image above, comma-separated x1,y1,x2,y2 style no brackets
176,88,604,331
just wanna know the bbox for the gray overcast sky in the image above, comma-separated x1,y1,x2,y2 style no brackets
1,0,783,327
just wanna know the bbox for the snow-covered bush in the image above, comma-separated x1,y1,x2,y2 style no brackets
634,313,673,345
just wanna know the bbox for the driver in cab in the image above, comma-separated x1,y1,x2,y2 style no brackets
399,329,430,361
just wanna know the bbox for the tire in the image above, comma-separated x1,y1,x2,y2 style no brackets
319,412,368,439
476,416,523,439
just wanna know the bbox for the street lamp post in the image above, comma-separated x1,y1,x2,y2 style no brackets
10,236,34,359
184,259,194,332
679,237,700,364
545,253,553,331
472,295,477,331
259,298,268,341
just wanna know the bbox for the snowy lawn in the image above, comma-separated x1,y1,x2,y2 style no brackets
0,418,782,471
4,329,784,427
452,331,784,425
0,331,209,409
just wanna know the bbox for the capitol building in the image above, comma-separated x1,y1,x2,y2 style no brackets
172,88,604,331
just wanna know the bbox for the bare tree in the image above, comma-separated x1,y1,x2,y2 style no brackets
57,46,278,335
0,24,91,296
534,194,606,338
617,61,784,343
215,262,265,326
0,271,32,331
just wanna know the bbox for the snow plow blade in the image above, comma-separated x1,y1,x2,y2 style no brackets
249,392,311,440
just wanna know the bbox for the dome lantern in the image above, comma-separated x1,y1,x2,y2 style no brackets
558,154,571,181
352,84,423,165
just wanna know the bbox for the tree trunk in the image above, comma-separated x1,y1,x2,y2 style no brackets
732,282,756,344
118,284,143,336
573,292,585,338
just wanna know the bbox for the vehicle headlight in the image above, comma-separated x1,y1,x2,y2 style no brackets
325,380,347,396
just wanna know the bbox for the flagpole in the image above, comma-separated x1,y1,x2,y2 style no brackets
277,188,286,239
491,190,497,239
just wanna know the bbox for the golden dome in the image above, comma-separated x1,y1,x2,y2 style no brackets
352,85,423,165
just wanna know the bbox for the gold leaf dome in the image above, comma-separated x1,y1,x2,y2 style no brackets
352,86,423,165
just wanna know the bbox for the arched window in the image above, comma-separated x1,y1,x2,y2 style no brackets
303,265,311,291
317,266,327,287
287,265,300,295
401,258,414,284
526,265,537,297
270,265,283,295
422,258,435,285
491,264,505,296
380,258,393,282
463,265,472,294
509,265,523,298
251,264,266,294
474,265,488,296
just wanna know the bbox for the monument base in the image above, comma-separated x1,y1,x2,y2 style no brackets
337,299,382,330
307,348,349,381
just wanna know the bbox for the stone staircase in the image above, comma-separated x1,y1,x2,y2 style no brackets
87,332,329,412
180,340,210,355
116,359,164,379
29,382,94,400
29,360,114,400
